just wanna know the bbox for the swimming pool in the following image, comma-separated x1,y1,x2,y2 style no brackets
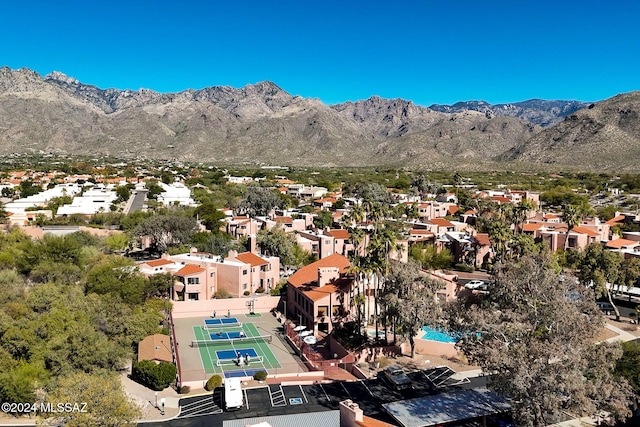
421,326,457,343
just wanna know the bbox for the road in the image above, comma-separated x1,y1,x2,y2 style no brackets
126,189,147,214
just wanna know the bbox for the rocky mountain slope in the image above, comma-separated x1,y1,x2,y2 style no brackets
429,99,589,127
502,91,640,169
0,67,637,170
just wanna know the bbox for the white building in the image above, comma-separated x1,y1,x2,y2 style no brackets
156,182,197,207
4,183,83,213
56,184,118,216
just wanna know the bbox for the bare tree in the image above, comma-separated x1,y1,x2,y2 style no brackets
445,254,633,426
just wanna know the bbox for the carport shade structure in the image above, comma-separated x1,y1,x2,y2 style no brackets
382,388,511,427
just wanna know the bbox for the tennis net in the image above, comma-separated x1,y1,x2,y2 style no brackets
204,322,243,330
217,355,264,367
190,334,273,348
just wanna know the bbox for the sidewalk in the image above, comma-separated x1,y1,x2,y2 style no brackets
120,373,181,423
604,322,637,343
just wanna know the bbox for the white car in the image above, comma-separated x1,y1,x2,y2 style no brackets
464,280,487,290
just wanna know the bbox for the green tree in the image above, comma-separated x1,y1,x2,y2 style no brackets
131,360,177,391
85,256,147,304
42,372,140,427
238,186,282,217
257,227,298,267
382,260,441,357
578,243,624,320
313,210,333,229
616,340,640,393
103,233,130,254
43,322,128,376
194,201,226,231
133,214,197,253
409,243,453,270
0,362,46,404
192,231,241,257
18,180,42,198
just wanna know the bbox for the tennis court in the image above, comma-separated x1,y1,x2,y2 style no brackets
204,317,242,328
192,321,282,378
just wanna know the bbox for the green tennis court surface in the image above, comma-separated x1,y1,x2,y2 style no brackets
192,321,281,378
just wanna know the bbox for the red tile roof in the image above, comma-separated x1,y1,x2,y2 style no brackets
475,233,490,246
274,216,293,223
522,223,543,232
137,334,173,363
429,218,454,227
571,226,600,237
605,215,626,225
447,205,460,215
605,238,639,249
235,252,269,266
305,284,340,301
491,196,510,204
288,254,351,288
175,265,205,276
357,416,397,427
328,229,350,240
144,259,174,267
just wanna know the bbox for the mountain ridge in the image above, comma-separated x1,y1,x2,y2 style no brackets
0,67,638,170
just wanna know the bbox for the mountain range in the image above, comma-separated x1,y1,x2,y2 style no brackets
0,66,638,171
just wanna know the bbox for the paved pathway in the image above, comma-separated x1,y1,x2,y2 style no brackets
120,373,181,423
604,322,637,343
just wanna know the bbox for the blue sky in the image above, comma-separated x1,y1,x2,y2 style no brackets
2,0,639,105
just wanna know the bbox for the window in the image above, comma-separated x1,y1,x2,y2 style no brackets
243,270,248,275
317,306,328,317
243,283,248,290
210,272,215,278
188,293,199,301
187,277,199,285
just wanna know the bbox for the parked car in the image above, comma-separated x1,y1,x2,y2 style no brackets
596,302,615,315
380,365,412,390
464,280,487,290
488,415,515,427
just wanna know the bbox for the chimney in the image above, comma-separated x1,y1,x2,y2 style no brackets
318,267,340,287
339,400,363,427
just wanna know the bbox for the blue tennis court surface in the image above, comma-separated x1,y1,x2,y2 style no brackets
225,368,264,378
216,348,258,360
205,317,239,326
210,331,243,340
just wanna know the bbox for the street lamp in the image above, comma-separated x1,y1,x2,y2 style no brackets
160,398,165,416
154,392,158,409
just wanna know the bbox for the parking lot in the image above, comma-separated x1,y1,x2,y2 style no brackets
170,369,490,427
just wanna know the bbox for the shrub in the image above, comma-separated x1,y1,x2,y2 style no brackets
131,360,177,391
179,385,191,394
454,263,474,273
214,289,230,299
243,290,250,296
254,371,267,381
270,281,286,296
255,287,265,293
205,374,223,391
